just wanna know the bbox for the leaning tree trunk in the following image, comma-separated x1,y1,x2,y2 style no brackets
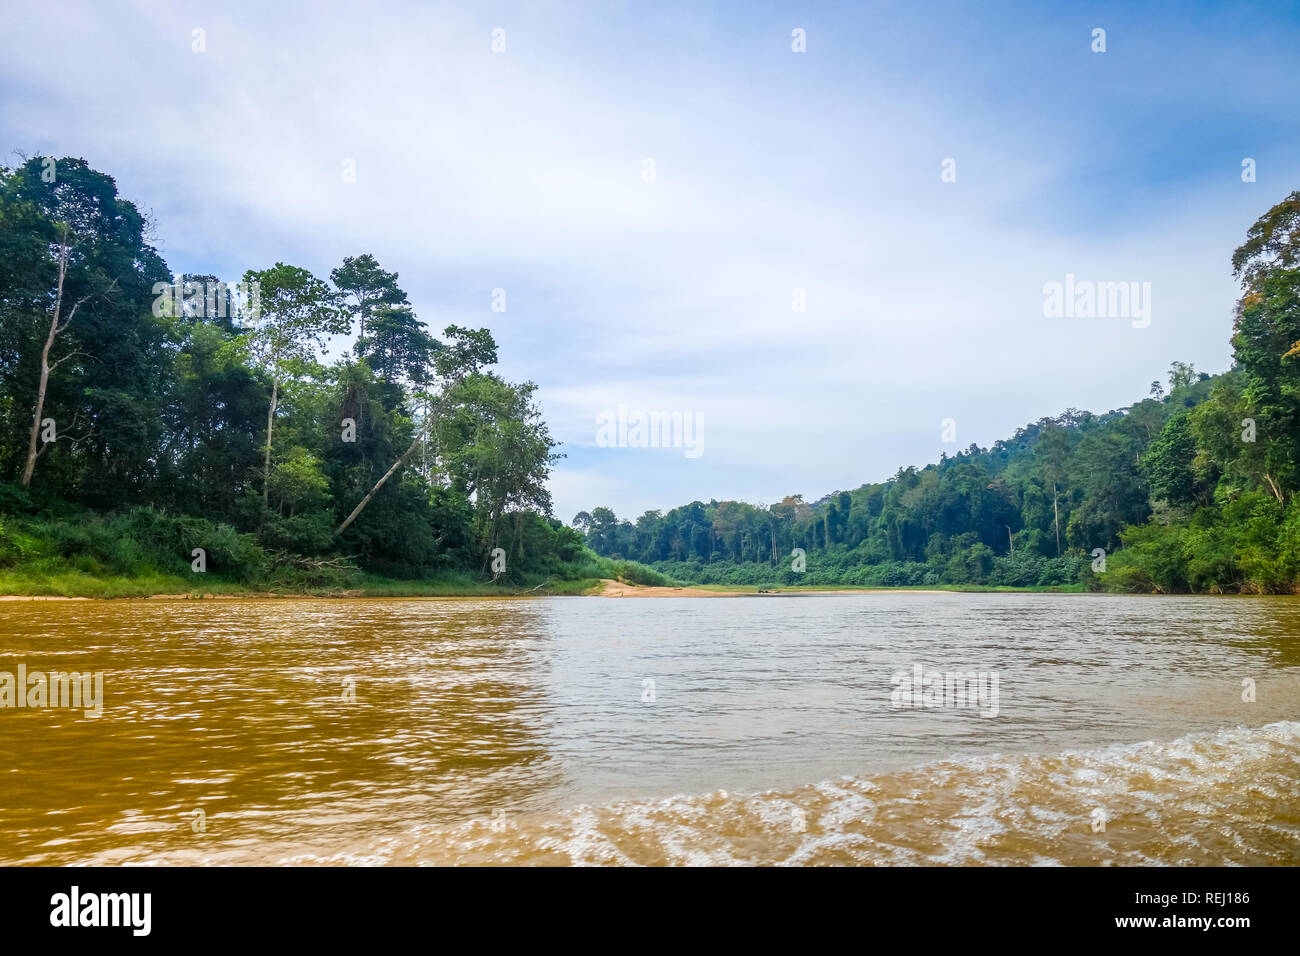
1262,472,1284,503
335,433,422,536
334,377,465,537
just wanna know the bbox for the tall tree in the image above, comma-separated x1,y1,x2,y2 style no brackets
20,222,104,486
435,374,559,561
360,303,437,387
335,325,496,536
240,263,347,521
1034,423,1074,556
1,157,168,495
1142,412,1198,508
331,254,406,343
1230,191,1300,501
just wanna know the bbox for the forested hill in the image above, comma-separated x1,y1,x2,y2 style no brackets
577,191,1300,594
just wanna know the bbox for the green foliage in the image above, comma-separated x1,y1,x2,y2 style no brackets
0,156,172,503
2,159,1298,597
0,507,267,583
1142,412,1198,508
0,481,34,515
575,190,1300,595
0,158,578,594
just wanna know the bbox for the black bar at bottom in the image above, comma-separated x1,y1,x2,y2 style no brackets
0,865,1282,943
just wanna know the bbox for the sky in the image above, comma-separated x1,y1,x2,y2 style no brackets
2,0,1298,524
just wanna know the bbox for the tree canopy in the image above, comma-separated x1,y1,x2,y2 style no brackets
0,156,573,587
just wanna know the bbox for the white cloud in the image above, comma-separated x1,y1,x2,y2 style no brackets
2,0,1289,523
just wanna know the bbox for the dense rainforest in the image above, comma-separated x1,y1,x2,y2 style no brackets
2,157,1297,596
0,155,645,595
578,190,1300,594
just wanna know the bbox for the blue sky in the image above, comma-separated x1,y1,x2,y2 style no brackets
3,0,1298,522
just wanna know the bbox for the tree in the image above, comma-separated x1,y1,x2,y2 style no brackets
1230,192,1300,502
1231,190,1300,288
1142,412,1198,508
240,264,347,522
331,254,406,343
1,157,168,495
360,304,437,387
158,318,266,517
335,325,497,537
20,221,102,486
434,374,559,562
586,507,619,554
1168,361,1198,391
1034,423,1073,556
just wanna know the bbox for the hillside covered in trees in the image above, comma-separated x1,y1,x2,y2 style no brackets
578,191,1300,594
0,155,615,595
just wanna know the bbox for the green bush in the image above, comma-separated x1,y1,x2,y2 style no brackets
0,481,34,515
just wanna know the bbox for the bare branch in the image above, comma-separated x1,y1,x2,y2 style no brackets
48,349,92,371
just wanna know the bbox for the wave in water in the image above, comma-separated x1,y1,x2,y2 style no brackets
302,721,1300,866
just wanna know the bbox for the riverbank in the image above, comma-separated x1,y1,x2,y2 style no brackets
0,571,1088,599
589,579,962,597
0,569,601,599
0,511,674,598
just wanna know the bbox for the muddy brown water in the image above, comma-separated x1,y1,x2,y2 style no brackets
1,593,1297,865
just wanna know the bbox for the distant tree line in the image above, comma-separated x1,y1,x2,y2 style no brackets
578,191,1300,593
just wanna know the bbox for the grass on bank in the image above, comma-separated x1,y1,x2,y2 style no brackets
0,565,617,599
0,508,678,598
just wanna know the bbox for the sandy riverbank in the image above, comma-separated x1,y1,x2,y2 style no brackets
590,579,956,597
1,582,980,600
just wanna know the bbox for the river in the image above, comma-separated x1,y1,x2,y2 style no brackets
1,593,1297,865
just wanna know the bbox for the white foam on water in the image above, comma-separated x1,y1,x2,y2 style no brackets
319,721,1300,866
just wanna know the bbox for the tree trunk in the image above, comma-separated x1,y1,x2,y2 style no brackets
21,320,59,487
335,433,421,536
262,377,279,511
485,498,506,566
1052,481,1061,557
335,377,465,537
21,238,70,487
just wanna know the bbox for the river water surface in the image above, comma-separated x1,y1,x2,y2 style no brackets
1,593,1298,865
